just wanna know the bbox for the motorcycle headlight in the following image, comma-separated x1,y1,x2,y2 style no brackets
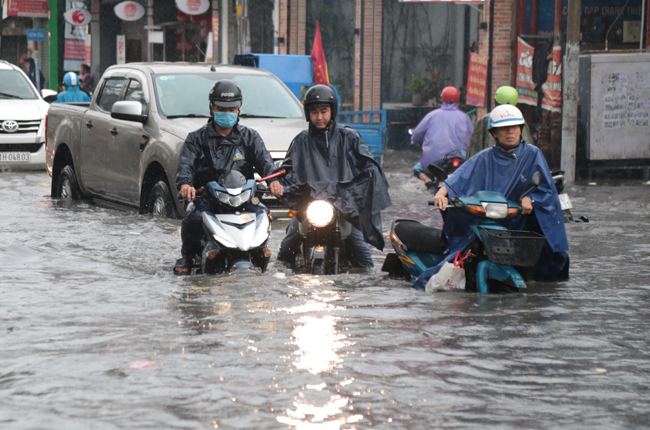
481,202,509,219
306,200,334,227
216,189,252,208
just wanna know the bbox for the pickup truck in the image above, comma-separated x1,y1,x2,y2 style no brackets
46,62,307,217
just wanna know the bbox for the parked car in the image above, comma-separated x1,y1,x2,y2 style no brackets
0,60,57,170
46,62,307,217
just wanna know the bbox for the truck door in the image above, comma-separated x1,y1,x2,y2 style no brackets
106,78,148,203
80,77,127,197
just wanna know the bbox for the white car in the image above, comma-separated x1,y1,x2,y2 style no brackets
0,60,57,170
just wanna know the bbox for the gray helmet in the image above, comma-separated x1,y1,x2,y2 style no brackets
303,84,337,122
209,79,242,108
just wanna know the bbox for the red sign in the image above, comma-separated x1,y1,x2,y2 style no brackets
466,53,489,107
6,0,48,18
64,8,92,26
64,40,86,61
516,37,538,107
542,46,562,112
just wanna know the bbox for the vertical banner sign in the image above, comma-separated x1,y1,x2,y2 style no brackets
117,35,126,64
85,34,92,66
516,37,537,106
63,1,87,71
542,46,562,112
466,53,489,107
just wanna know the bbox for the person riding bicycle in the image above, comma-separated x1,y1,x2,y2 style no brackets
173,79,283,274
411,86,473,190
413,105,569,289
465,86,534,158
54,72,91,103
276,84,391,268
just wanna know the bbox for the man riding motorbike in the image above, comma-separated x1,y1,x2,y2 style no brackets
414,105,569,289
173,79,283,274
411,86,473,189
277,84,391,268
465,86,534,159
54,72,91,104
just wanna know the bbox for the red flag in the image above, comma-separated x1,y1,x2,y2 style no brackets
311,21,329,86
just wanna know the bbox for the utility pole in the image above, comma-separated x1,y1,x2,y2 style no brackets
48,0,58,91
561,0,581,185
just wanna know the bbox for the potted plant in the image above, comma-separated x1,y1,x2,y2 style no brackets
406,76,431,106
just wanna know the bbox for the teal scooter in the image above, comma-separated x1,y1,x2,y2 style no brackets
383,166,547,293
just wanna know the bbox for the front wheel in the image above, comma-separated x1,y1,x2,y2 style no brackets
146,180,178,218
56,165,82,200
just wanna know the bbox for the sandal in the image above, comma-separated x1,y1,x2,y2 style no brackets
173,258,193,275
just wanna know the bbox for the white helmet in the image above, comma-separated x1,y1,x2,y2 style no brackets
487,105,525,131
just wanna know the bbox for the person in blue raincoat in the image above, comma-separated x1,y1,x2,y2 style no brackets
413,105,569,290
411,86,473,190
54,72,91,103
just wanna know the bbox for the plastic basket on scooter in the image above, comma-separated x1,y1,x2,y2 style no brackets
477,227,546,267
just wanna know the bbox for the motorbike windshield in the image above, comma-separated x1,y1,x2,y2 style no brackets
218,170,248,189
154,73,304,119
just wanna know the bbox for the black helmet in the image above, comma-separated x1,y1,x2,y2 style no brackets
209,79,242,108
303,84,337,122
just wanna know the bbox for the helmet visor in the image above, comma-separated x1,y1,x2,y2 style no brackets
212,100,242,108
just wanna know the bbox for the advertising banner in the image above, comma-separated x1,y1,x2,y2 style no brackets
117,35,126,65
85,34,92,66
466,53,488,107
63,1,88,71
6,0,48,18
541,46,562,112
516,37,537,107
114,1,145,21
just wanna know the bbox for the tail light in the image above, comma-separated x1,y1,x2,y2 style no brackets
452,158,461,168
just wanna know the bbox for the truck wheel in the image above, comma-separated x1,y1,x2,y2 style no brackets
147,180,178,218
57,165,82,200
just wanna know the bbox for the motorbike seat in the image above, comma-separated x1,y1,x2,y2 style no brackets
394,220,446,254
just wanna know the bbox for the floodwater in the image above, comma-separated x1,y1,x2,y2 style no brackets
1,150,650,429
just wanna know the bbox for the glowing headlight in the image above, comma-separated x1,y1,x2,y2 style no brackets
481,202,509,219
216,189,252,207
306,200,334,227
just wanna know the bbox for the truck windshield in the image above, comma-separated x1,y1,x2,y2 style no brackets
153,73,303,119
0,70,38,100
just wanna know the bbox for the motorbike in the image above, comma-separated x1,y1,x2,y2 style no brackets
382,165,546,293
551,170,574,222
184,168,289,275
285,194,354,275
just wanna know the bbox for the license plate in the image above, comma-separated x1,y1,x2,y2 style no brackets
558,193,573,210
0,152,31,163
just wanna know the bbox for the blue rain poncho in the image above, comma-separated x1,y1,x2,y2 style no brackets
412,141,569,290
54,86,90,103
412,102,474,169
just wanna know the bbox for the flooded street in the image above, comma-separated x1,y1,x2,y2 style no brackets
2,150,650,429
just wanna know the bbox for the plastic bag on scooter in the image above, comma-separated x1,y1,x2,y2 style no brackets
425,251,471,292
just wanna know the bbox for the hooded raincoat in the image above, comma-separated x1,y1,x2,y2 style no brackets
412,141,569,289
281,121,391,250
54,86,91,103
413,102,474,169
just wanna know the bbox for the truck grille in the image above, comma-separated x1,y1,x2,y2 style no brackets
0,143,43,153
0,119,41,134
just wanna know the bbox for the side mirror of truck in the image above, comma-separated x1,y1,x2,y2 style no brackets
111,101,147,124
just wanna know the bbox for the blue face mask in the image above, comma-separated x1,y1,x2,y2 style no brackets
214,112,238,128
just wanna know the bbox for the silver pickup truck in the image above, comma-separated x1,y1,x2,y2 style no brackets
46,62,306,217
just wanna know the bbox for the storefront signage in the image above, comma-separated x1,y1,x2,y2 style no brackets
117,35,126,65
64,8,92,26
6,0,48,18
26,29,46,41
542,46,562,113
114,1,146,21
176,0,210,16
466,53,489,107
64,0,87,71
515,37,538,106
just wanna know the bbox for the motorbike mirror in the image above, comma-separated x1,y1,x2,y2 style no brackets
519,171,542,201
427,164,447,182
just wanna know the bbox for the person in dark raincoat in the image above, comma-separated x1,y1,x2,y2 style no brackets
277,84,391,268
173,79,283,274
54,72,91,103
413,105,569,290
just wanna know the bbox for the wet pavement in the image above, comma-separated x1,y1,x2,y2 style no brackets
1,150,650,429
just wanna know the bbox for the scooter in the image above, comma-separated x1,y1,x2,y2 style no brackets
287,198,353,275
382,166,546,293
551,170,574,222
184,168,288,275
